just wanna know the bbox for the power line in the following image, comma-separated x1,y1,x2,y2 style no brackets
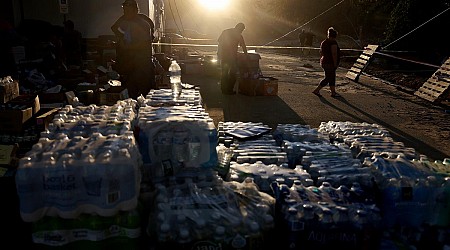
167,0,182,34
181,0,202,33
263,0,346,46
375,51,440,69
173,0,185,34
382,7,450,49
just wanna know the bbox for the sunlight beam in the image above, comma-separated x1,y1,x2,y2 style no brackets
198,0,230,11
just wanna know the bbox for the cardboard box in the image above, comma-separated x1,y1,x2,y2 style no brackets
35,107,61,132
0,144,19,171
98,86,129,106
238,52,261,72
0,107,33,133
259,77,279,96
0,79,20,103
239,77,278,96
8,95,40,114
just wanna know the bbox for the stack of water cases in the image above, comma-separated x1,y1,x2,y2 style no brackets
268,123,381,249
145,170,276,250
138,90,277,249
15,100,143,249
319,121,450,248
138,88,202,107
137,104,218,183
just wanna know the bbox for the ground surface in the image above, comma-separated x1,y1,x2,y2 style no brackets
182,51,450,161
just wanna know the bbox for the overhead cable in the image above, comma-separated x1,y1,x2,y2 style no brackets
263,0,346,46
173,0,185,35
382,7,450,49
375,51,441,69
167,0,182,34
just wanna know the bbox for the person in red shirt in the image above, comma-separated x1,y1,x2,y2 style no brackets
312,27,341,97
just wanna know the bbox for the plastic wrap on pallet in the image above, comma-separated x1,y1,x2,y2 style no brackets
146,171,275,250
273,123,330,145
271,180,382,249
138,88,202,107
31,209,141,247
228,160,312,194
363,152,448,229
318,121,391,142
138,116,218,182
343,134,419,161
15,132,142,222
46,101,138,138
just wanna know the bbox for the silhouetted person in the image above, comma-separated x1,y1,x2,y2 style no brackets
111,0,155,99
304,29,314,56
0,18,21,77
217,22,248,95
298,29,306,55
42,25,66,81
62,20,83,68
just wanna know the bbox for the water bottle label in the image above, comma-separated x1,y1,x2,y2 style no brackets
32,227,141,246
289,220,304,231
16,160,139,222
145,119,214,178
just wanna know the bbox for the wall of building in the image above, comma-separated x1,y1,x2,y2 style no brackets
16,0,153,39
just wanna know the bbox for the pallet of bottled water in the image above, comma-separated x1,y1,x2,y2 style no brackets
45,101,138,138
318,121,391,142
31,208,141,248
139,88,202,107
16,131,142,222
273,123,329,145
146,169,276,250
16,101,141,222
318,121,419,160
363,152,450,228
271,179,382,249
137,106,218,182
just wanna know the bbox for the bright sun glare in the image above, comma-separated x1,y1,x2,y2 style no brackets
198,0,230,11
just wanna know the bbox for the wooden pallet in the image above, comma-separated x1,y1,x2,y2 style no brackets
414,57,450,103
346,44,379,82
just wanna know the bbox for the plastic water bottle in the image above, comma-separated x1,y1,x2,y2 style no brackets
169,60,182,96
431,177,450,227
286,207,302,249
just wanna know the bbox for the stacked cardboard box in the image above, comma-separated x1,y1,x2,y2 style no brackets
0,77,20,103
0,95,40,133
236,52,278,96
238,76,279,96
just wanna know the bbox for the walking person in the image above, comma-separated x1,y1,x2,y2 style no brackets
217,22,248,95
303,29,314,56
312,27,341,97
111,0,156,99
298,29,306,55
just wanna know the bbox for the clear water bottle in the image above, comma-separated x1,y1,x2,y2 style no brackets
431,177,450,227
169,60,182,97
285,207,301,249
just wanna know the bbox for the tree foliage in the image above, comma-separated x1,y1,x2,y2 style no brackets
245,0,449,56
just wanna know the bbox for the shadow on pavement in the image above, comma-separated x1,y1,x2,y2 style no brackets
182,74,305,130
